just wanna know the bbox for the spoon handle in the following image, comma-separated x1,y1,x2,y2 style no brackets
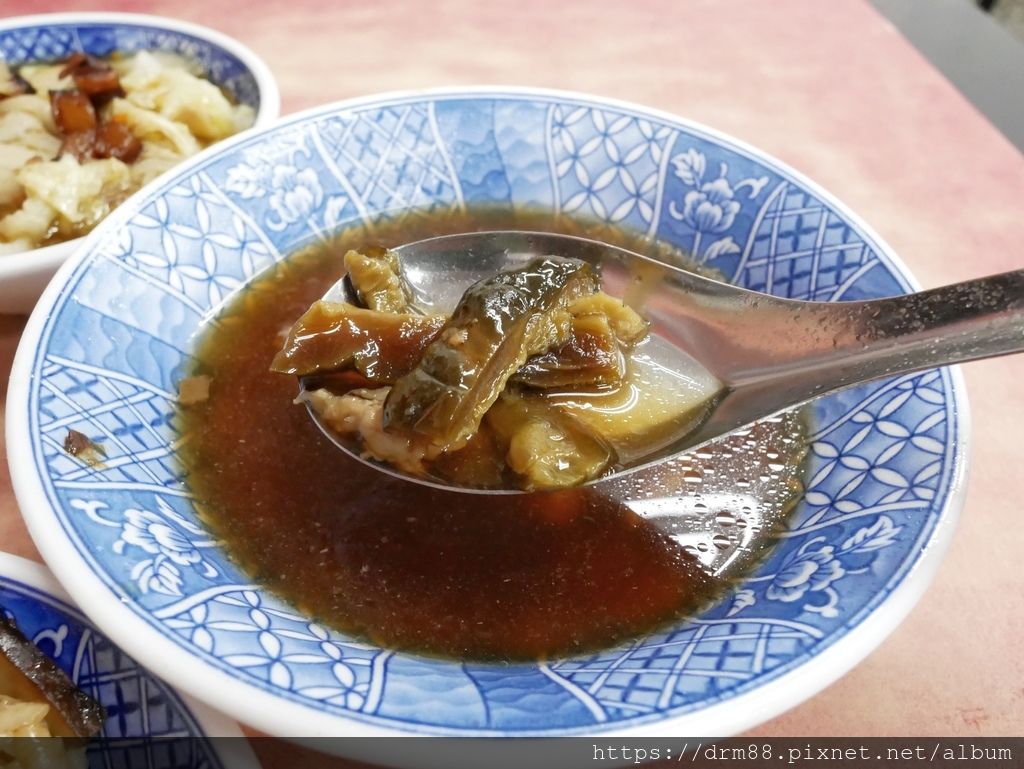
741,269,1024,402
817,269,1023,387
679,270,1023,451
854,268,1024,364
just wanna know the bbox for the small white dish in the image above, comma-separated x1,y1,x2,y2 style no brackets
0,12,280,314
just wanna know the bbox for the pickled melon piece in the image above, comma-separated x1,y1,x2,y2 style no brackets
384,257,599,452
271,301,446,381
0,615,104,738
547,343,722,464
515,292,648,389
566,291,648,344
486,392,613,490
430,423,510,489
343,247,411,313
513,312,623,389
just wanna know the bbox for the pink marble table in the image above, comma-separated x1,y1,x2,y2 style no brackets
1,0,1022,759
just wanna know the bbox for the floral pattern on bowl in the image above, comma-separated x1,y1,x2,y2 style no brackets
8,90,966,737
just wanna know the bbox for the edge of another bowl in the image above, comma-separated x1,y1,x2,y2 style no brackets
0,551,258,764
0,11,281,315
7,85,970,742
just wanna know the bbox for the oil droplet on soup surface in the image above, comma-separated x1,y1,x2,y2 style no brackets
177,210,810,661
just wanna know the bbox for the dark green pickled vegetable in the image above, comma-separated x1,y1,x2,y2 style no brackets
383,257,599,451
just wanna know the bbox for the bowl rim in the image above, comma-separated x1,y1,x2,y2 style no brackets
0,550,258,760
6,85,970,740
0,10,282,296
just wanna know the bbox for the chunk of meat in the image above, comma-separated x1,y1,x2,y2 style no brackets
514,294,648,388
429,422,510,489
302,387,432,475
49,90,97,135
48,59,139,164
62,429,106,466
59,53,125,102
93,118,142,162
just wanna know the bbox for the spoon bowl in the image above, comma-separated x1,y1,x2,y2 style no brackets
307,230,1024,493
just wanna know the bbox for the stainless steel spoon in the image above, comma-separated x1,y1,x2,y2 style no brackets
307,230,1024,492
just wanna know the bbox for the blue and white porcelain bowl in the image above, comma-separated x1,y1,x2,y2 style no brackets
0,12,280,313
7,89,968,740
0,553,254,766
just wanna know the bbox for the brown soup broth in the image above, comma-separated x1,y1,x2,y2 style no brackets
178,208,809,662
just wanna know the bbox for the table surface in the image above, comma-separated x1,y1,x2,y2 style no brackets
2,0,1022,759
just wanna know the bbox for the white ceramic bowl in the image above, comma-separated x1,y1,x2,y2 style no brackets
8,88,968,747
0,12,280,314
